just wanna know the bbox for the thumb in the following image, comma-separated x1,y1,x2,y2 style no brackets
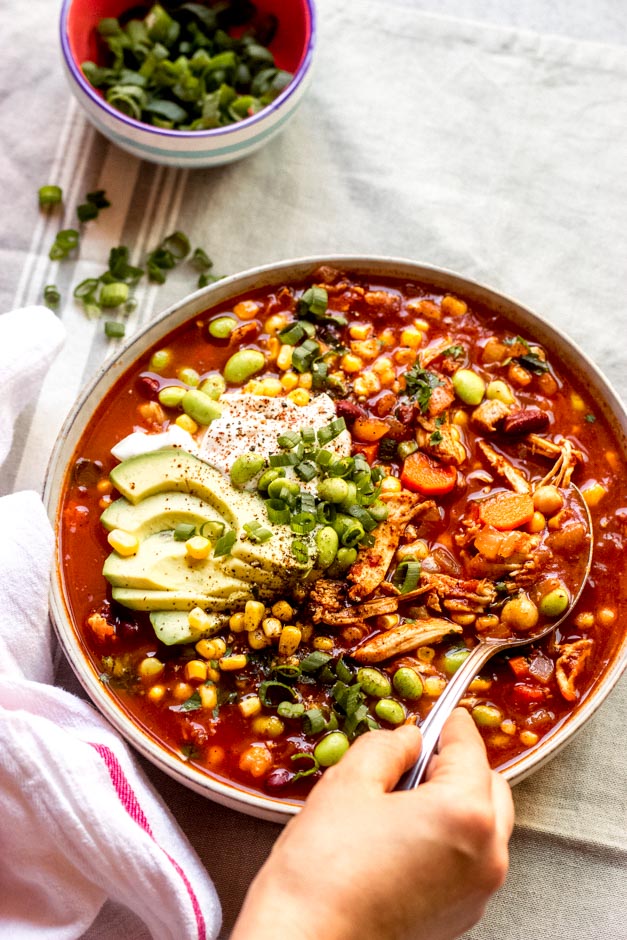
312,725,422,797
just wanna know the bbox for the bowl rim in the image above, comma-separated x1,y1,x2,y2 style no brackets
59,0,317,140
44,253,627,821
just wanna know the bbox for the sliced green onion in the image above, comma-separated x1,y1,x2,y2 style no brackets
317,417,347,446
200,520,225,540
277,430,301,450
86,189,110,209
49,229,80,261
104,320,125,338
173,523,196,541
300,651,332,674
393,560,422,594
259,680,300,708
347,504,378,532
298,286,328,319
340,520,365,548
73,278,100,300
77,202,99,223
269,452,301,468
213,529,236,556
38,185,63,207
336,657,353,684
43,285,60,309
290,752,319,782
100,281,129,308
327,456,354,479
316,501,336,524
295,460,317,482
277,322,306,345
302,708,326,735
265,499,291,525
291,539,309,564
161,231,191,260
290,512,317,535
243,521,273,543
292,339,321,373
192,247,213,271
277,701,305,719
315,449,334,470
300,427,316,446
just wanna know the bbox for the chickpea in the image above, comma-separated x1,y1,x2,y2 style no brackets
533,485,564,516
597,607,616,627
500,594,539,632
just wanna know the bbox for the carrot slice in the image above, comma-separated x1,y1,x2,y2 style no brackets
479,492,534,531
400,451,457,495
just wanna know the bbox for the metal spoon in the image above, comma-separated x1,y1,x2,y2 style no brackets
396,484,593,790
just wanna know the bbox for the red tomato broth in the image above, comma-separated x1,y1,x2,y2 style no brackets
59,269,626,801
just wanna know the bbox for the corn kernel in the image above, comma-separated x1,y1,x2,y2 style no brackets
452,409,469,427
172,681,194,701
341,626,365,643
243,600,266,632
251,715,285,739
265,313,288,334
238,743,273,777
468,676,492,692
175,414,198,434
372,356,394,375
340,353,363,373
300,622,314,643
349,322,373,340
353,371,382,398
570,392,586,412
380,476,402,494
262,617,283,639
393,347,417,366
239,695,262,718
185,535,211,560
500,719,517,736
574,612,595,629
452,613,476,626
313,636,334,651
527,511,546,533
582,483,607,508
207,667,221,683
188,607,213,634
137,657,164,679
351,338,380,360
107,529,139,557
441,295,468,317
199,683,218,710
219,654,248,671
265,336,280,361
287,388,310,406
379,328,396,346
196,637,227,659
376,614,400,630
520,730,539,747
378,369,396,388
278,625,302,657
229,612,246,633
234,300,261,320
96,479,112,495
597,607,616,627
424,676,446,696
417,299,442,321
147,684,166,704
277,344,294,370
248,627,271,650
257,377,282,397
271,601,294,622
298,372,313,389
417,646,435,662
400,327,423,349
280,371,299,391
184,659,208,683
413,318,430,332
476,614,500,632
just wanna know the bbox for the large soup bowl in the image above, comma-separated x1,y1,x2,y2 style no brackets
44,256,627,823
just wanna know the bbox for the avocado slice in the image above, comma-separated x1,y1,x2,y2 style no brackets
101,492,224,537
112,587,251,611
150,610,225,646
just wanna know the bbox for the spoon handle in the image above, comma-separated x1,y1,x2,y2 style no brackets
396,641,500,790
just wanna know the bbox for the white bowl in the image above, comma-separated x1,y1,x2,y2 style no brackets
44,256,627,822
59,0,317,168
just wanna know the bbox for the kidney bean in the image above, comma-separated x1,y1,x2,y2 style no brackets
502,408,550,435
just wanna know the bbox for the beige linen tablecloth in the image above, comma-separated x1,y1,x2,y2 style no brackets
1,1,625,937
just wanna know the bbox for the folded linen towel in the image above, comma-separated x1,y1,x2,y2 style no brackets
0,307,222,940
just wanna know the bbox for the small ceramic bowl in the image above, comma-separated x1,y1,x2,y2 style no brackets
44,256,627,823
59,0,316,167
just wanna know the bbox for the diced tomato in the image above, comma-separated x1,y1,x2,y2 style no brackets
512,682,546,707
352,442,379,464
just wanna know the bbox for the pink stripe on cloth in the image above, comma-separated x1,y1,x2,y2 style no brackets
90,742,207,940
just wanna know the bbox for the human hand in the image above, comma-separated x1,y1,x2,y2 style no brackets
231,708,514,940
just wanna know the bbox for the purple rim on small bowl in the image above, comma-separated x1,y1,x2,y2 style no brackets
59,0,317,139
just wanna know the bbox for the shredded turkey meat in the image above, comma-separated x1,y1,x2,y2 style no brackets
555,639,594,701
471,398,512,434
353,617,462,663
477,440,531,494
416,419,468,466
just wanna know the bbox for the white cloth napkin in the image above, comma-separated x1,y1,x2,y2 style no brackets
0,308,222,940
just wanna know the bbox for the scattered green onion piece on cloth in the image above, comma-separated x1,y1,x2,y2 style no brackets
43,285,61,308
104,321,125,339
38,185,63,207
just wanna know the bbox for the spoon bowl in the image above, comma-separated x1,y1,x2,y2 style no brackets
397,483,593,790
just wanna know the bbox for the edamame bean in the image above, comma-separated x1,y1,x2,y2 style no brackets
443,646,471,675
158,385,186,408
199,374,226,400
177,366,200,387
539,586,570,617
181,389,223,426
267,477,300,500
486,379,515,405
317,477,349,504
392,666,423,701
258,468,285,492
357,667,392,698
223,349,265,385
336,547,357,569
316,526,339,569
314,731,350,767
471,704,503,728
149,349,172,374
230,453,266,487
375,698,406,725
209,316,237,339
453,368,485,405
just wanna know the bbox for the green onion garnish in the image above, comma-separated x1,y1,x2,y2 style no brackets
43,285,60,309
317,417,347,445
291,539,309,564
300,651,332,674
173,523,196,541
290,752,319,782
290,512,317,535
277,702,306,720
200,520,225,540
302,708,326,735
277,322,306,346
49,229,79,261
347,504,378,532
297,286,328,319
295,460,317,482
213,529,236,557
100,282,130,308
104,321,125,339
265,500,291,525
258,680,300,708
269,451,301,468
292,339,321,373
38,185,63,207
277,431,301,450
393,559,422,594
243,521,273,543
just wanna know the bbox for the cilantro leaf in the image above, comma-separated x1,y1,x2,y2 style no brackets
442,344,464,359
429,430,444,445
403,365,444,413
